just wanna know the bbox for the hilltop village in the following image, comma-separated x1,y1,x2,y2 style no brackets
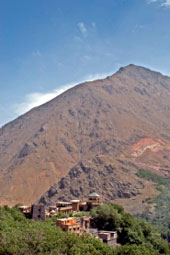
18,192,118,247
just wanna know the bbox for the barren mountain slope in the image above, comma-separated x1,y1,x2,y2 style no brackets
1,64,170,207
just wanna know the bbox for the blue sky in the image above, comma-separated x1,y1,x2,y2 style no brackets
1,0,170,127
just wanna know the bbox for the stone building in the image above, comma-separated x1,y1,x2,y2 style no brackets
19,204,45,221
98,231,118,247
31,205,45,221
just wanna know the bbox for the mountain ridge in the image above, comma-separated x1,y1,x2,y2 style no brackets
1,64,170,213
0,63,166,130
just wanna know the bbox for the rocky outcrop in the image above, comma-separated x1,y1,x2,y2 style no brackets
39,159,144,206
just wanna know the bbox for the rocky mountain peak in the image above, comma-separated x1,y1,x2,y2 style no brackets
0,65,170,212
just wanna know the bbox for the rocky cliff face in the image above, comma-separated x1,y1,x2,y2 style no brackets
1,64,170,211
39,158,143,205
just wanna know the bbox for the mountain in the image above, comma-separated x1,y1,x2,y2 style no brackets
1,64,170,214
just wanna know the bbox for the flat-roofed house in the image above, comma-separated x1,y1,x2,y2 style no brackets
56,217,81,234
98,231,118,247
56,201,73,214
56,201,72,208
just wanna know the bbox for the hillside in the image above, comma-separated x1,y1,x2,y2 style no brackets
1,204,169,255
1,64,170,212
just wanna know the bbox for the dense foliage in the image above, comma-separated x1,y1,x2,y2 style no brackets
0,204,170,254
91,203,170,254
0,206,114,255
136,169,170,241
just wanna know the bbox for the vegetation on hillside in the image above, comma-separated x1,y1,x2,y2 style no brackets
0,206,114,255
0,203,170,254
136,169,170,241
136,169,169,186
91,203,170,254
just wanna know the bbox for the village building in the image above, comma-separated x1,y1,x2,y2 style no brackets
56,216,118,246
32,205,45,221
18,193,118,247
98,231,118,247
49,209,57,216
19,204,45,221
48,205,57,216
18,205,31,214
56,216,93,235
19,192,102,221
55,192,102,214
88,192,101,208
80,216,91,230
56,217,81,234
49,205,57,212
18,205,32,219
79,201,88,211
56,201,73,214
71,200,80,211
